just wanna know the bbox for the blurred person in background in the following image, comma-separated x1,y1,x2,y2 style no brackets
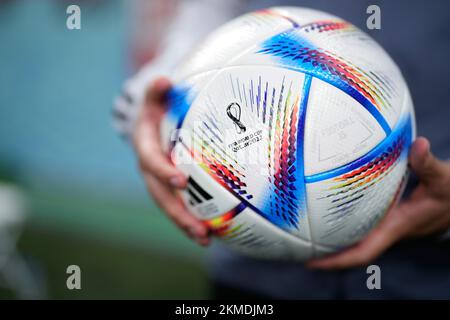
114,0,450,299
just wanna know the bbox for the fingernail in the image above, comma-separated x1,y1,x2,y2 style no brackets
170,176,185,188
196,237,210,247
195,225,208,237
187,227,196,238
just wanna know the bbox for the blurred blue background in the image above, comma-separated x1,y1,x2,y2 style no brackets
0,0,207,299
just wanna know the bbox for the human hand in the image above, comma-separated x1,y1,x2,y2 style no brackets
133,77,210,246
307,137,450,269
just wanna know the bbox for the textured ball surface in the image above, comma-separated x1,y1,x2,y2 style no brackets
161,7,415,260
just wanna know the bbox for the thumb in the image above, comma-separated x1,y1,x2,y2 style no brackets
145,77,172,109
409,137,447,186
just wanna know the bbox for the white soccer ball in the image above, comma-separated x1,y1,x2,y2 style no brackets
161,7,415,260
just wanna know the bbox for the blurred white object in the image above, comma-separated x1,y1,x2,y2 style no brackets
0,183,45,299
0,184,26,229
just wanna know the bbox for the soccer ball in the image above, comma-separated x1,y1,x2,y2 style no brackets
161,7,415,260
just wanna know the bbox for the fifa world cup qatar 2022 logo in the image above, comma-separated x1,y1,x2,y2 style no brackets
227,102,246,134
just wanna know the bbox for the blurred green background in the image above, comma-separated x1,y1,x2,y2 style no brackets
0,0,208,299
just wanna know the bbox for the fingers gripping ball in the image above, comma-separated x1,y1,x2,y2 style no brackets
161,7,415,260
